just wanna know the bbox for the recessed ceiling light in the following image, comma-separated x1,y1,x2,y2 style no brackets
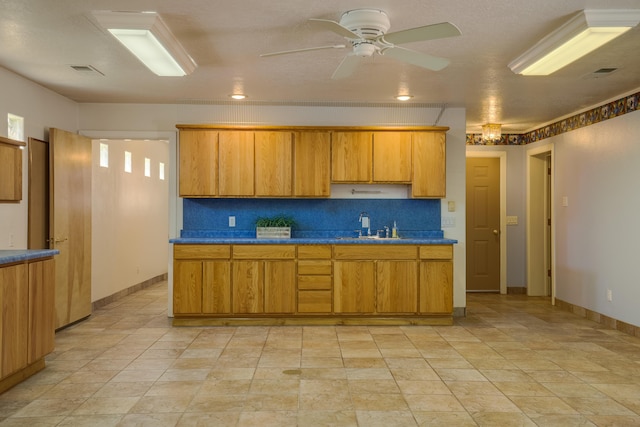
229,94,247,100
396,95,413,101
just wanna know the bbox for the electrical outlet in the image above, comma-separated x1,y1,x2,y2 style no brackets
229,216,236,227
607,289,612,302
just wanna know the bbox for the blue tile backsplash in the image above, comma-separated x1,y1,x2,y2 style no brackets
183,198,441,236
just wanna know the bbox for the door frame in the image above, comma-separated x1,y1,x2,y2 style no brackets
526,143,556,303
465,151,507,294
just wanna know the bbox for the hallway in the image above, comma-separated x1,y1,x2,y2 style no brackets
1,283,639,426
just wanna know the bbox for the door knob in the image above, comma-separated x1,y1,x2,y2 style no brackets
492,229,499,235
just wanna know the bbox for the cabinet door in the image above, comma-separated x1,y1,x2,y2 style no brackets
219,131,254,196
264,260,296,313
233,261,264,313
202,261,231,314
0,264,28,377
255,131,292,197
331,132,372,183
419,260,453,314
294,132,331,197
173,261,203,314
373,132,412,182
179,130,218,197
376,261,418,313
0,139,23,202
333,261,375,313
28,259,55,364
412,132,446,197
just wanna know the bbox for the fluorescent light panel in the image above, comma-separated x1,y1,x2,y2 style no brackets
509,9,640,76
93,11,196,76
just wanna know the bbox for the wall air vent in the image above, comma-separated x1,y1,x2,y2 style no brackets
70,65,105,76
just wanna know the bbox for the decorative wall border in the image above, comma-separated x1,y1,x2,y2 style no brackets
466,90,640,145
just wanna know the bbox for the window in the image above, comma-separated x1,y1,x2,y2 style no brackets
159,162,165,180
7,113,24,141
124,151,132,173
144,157,151,177
99,142,109,168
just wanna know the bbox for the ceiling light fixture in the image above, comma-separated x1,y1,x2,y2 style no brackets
92,10,197,76
482,123,502,142
508,9,640,76
395,95,413,101
229,94,247,100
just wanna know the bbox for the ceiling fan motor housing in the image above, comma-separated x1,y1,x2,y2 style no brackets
339,9,391,39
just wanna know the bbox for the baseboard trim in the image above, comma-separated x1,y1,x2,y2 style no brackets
555,298,640,338
453,307,466,317
507,287,527,295
92,273,167,311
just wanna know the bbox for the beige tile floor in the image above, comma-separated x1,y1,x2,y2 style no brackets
1,282,640,426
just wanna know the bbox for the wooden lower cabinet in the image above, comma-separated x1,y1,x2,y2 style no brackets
0,257,55,393
172,243,453,323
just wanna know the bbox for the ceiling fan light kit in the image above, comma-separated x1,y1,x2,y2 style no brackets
261,8,461,79
92,10,197,76
508,9,640,76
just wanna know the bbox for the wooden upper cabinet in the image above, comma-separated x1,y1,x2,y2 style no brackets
331,132,372,183
294,131,331,197
0,136,25,202
412,131,446,198
179,130,218,197
372,132,412,183
218,131,255,196
254,131,292,197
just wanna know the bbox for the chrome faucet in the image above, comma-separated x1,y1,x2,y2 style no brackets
384,226,390,238
359,212,371,236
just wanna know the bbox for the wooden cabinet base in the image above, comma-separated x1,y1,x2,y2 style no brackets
173,315,452,327
0,358,45,394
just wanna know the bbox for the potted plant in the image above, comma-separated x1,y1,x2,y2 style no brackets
255,215,296,239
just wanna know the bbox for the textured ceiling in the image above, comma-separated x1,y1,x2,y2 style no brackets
1,0,639,133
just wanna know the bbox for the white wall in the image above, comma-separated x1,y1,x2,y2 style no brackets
79,102,469,310
0,67,78,250
91,139,169,301
537,110,640,327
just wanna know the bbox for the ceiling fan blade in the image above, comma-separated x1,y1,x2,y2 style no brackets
260,44,346,57
381,46,450,71
309,18,361,39
381,22,461,45
331,54,361,79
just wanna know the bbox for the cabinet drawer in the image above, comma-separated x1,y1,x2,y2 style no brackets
298,290,332,313
298,260,331,275
333,245,417,260
174,245,230,260
297,275,332,290
233,245,296,259
297,245,332,259
419,245,453,260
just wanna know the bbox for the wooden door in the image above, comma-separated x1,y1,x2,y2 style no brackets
331,132,372,182
333,261,375,313
28,259,55,363
218,131,254,196
294,131,331,197
0,137,23,202
254,131,292,197
202,261,231,314
419,260,453,313
373,132,412,182
173,260,203,314
376,261,417,313
412,132,446,197
50,128,92,329
0,263,28,377
179,130,218,196
264,260,295,313
233,261,264,313
466,157,500,291
28,138,50,249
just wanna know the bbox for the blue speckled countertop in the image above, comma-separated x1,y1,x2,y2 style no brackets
0,249,60,266
171,230,457,245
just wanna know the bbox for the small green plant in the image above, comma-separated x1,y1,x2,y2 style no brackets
255,215,296,228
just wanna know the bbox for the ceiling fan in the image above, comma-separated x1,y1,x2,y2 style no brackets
260,8,461,79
